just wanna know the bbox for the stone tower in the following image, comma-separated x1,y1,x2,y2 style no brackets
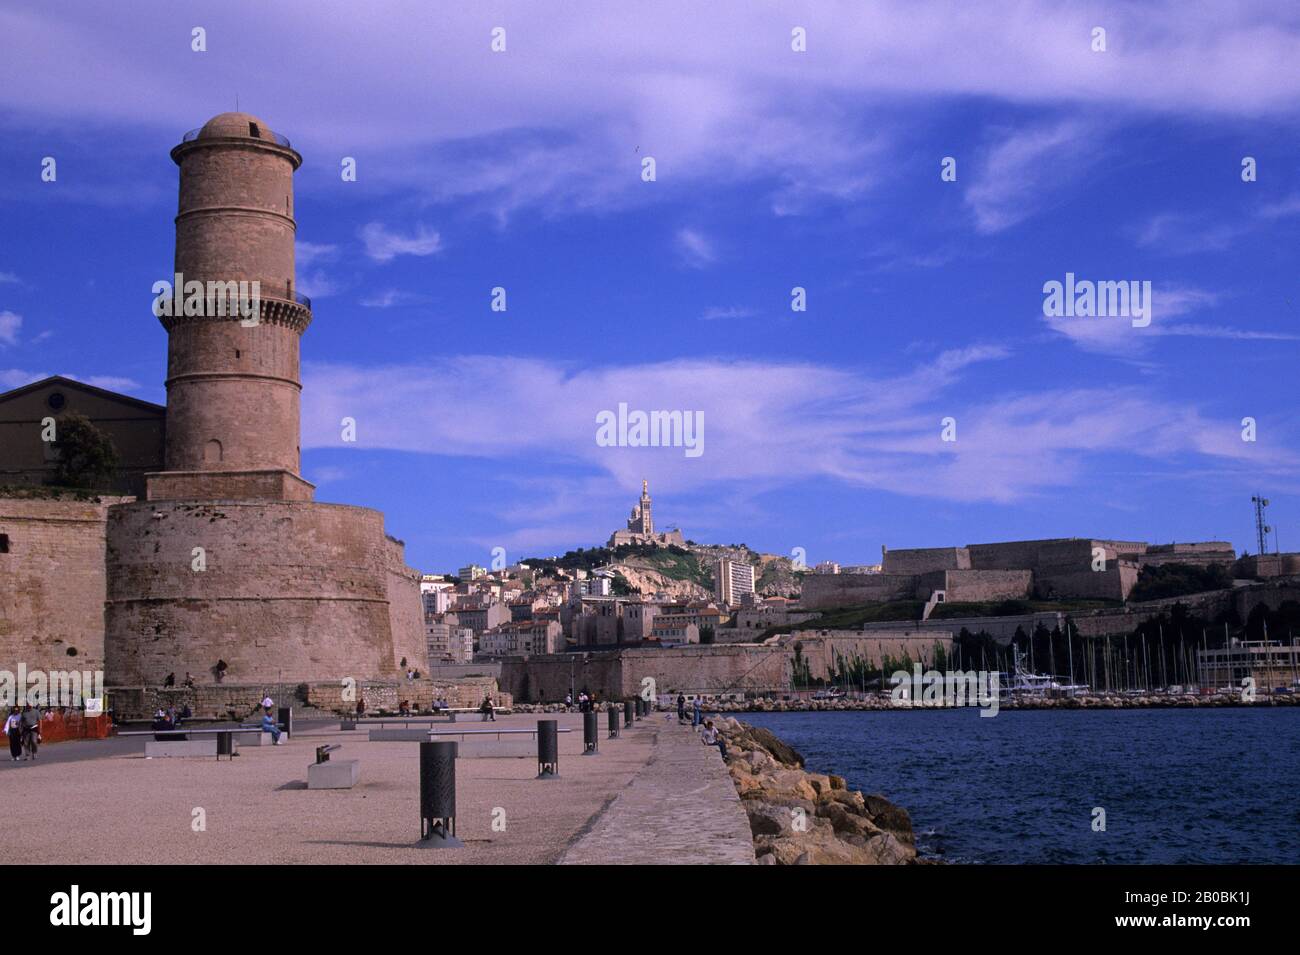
627,478,653,535
150,111,313,502
103,112,427,687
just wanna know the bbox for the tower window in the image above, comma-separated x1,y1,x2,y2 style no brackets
0,533,9,553
47,392,66,411
204,439,223,463
249,122,261,138
235,349,241,359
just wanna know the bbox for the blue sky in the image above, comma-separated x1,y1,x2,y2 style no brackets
2,0,1298,572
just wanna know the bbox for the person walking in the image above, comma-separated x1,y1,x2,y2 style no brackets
676,693,687,723
4,708,22,761
691,697,702,728
479,695,496,722
19,704,40,760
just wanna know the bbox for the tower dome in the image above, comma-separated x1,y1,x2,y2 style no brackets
196,111,283,144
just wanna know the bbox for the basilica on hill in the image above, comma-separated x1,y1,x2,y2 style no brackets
608,480,685,548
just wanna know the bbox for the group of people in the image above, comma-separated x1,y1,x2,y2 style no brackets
564,689,601,712
161,672,196,688
258,695,284,744
150,703,192,730
4,705,41,761
675,693,727,761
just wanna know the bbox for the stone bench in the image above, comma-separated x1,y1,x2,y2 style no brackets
367,726,571,758
308,758,359,789
145,737,218,758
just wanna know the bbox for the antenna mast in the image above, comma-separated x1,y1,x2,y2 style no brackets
1252,495,1272,555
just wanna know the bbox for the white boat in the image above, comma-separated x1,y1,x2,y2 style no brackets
999,647,1090,699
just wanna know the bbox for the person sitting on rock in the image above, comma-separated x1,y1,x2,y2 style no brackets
701,720,728,761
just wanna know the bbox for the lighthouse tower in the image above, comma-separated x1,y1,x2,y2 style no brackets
104,111,427,689
148,111,314,502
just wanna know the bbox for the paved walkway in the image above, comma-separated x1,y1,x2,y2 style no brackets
0,712,753,865
559,717,755,865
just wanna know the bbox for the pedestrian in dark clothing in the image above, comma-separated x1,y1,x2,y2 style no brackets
5,708,22,761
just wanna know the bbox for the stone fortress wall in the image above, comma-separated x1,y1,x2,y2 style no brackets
499,644,792,703
104,500,427,685
0,495,134,674
804,537,1233,611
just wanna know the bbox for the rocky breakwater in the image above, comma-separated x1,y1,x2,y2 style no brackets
712,716,918,865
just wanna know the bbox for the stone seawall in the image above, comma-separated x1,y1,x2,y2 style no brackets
715,718,917,865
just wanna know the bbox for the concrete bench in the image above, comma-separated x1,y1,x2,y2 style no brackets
145,737,218,758
367,726,572,758
342,715,458,730
308,758,359,789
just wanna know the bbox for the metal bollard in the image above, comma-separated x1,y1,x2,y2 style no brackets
624,700,634,728
418,740,463,848
216,730,235,760
635,698,644,720
583,710,599,755
537,719,559,778
608,705,620,739
278,706,293,739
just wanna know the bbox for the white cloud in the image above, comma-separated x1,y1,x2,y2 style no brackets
8,3,1300,220
0,311,20,346
295,241,338,269
360,289,426,308
965,120,1105,234
675,228,716,268
1043,284,1298,357
300,346,1296,505
360,222,443,263
701,305,756,321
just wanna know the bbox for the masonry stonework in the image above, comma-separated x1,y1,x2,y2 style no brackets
0,496,133,673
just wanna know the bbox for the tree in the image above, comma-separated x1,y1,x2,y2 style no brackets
50,414,119,490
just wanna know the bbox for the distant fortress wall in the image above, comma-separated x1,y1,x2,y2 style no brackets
800,574,915,609
807,538,1203,608
882,546,969,574
782,630,953,680
498,645,792,703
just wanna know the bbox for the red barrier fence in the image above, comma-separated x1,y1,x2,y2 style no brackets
33,710,112,743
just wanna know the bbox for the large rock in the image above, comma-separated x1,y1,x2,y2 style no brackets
742,725,805,767
863,794,914,845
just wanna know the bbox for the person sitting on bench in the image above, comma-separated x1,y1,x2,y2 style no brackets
261,710,284,744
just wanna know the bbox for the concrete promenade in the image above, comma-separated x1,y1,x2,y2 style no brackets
560,714,755,865
0,710,754,865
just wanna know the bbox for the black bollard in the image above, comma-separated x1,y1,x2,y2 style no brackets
608,705,620,739
635,698,644,721
278,706,292,740
417,740,463,848
537,719,559,778
583,710,599,755
623,700,634,728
